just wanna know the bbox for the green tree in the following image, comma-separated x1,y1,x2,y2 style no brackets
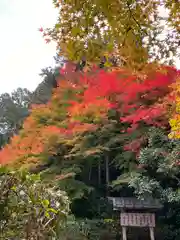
31,67,57,104
115,128,180,240
123,128,180,202
44,0,179,70
0,88,32,135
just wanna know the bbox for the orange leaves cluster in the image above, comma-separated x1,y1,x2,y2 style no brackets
169,72,180,139
0,65,179,168
0,131,43,166
68,98,111,122
0,102,65,167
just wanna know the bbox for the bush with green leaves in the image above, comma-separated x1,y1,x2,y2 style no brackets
0,167,70,239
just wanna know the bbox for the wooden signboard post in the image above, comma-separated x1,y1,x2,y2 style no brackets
108,197,163,240
120,212,155,240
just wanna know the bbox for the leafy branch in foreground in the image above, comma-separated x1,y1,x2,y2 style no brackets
0,168,70,239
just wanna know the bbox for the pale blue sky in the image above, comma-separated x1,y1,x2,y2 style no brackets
0,2,179,94
0,0,57,94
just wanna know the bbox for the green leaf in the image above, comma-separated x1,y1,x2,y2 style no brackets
42,199,50,208
48,208,58,214
104,218,113,223
55,23,60,29
0,166,9,174
11,186,17,191
72,27,80,36
45,211,50,218
29,174,41,182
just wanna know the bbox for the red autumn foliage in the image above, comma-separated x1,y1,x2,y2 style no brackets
0,65,178,167
67,66,178,128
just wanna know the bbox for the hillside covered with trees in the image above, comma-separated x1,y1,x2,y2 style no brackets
0,0,180,239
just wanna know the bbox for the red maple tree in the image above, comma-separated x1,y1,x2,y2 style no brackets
0,65,178,167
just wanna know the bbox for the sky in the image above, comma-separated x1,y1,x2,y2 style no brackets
0,0,57,94
0,1,179,94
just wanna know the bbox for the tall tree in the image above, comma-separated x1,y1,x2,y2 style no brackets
42,0,180,71
119,128,180,239
0,88,32,135
31,67,57,104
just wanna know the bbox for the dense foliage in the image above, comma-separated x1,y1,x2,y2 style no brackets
31,67,58,105
120,127,180,201
169,75,180,139
0,67,60,149
42,0,180,70
124,128,180,240
0,65,178,168
0,168,70,239
0,88,32,134
0,0,179,239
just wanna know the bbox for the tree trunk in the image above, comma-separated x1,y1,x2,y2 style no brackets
98,160,101,186
88,165,92,182
105,155,109,196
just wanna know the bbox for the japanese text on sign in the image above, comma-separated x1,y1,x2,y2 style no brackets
120,213,155,227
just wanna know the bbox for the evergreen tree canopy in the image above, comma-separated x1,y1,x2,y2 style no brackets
114,127,180,202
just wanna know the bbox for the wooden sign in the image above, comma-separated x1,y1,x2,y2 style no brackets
108,197,162,210
107,197,160,240
120,213,155,227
